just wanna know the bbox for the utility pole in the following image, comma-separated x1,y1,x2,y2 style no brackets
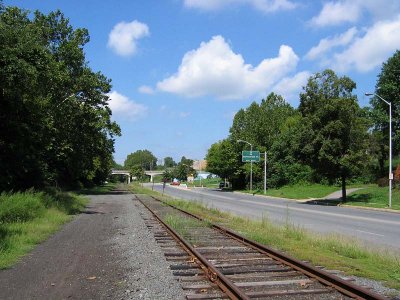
264,151,267,194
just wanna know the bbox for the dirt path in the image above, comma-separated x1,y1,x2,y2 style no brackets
322,188,363,200
0,191,130,300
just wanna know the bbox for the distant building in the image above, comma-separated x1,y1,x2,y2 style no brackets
192,159,207,171
196,171,218,179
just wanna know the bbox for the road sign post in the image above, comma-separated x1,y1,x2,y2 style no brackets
241,151,260,192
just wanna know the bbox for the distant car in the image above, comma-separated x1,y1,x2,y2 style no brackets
219,182,225,189
171,181,180,186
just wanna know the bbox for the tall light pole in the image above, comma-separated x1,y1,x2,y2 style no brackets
237,139,253,192
365,92,392,208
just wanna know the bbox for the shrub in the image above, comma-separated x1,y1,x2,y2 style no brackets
0,191,46,223
377,177,389,187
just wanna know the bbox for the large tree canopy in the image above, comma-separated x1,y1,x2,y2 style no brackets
0,6,120,190
230,93,295,151
370,50,400,176
124,150,157,171
206,139,238,181
298,69,369,199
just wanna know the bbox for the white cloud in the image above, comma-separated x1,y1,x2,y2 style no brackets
107,91,148,120
310,0,400,27
332,16,400,72
305,27,358,60
271,71,310,102
310,1,361,27
138,85,155,94
157,35,299,100
108,20,149,56
183,0,296,13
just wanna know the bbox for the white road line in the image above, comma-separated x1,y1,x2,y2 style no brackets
355,230,385,237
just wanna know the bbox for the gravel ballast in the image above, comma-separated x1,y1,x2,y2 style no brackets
111,194,186,300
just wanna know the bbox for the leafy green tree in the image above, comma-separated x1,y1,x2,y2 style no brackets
164,156,176,168
206,139,238,181
130,165,145,181
124,150,157,171
162,169,174,181
268,114,313,187
298,69,369,200
370,50,400,176
228,93,295,188
172,157,197,181
230,93,295,150
0,5,120,190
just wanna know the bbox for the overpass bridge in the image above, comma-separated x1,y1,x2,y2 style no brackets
111,169,164,183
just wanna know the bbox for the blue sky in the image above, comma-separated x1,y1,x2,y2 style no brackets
6,0,400,164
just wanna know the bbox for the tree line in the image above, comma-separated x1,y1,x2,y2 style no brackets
0,4,120,190
115,150,197,182
206,52,400,200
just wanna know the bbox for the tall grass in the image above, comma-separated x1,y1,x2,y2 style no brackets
0,191,46,223
0,189,87,268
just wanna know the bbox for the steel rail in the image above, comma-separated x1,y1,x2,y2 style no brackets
152,196,388,300
139,198,250,300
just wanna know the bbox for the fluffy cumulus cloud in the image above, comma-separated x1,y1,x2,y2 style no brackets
272,71,311,102
108,20,149,56
305,27,358,60
157,35,299,100
311,0,400,27
183,0,296,13
107,91,148,120
332,16,400,72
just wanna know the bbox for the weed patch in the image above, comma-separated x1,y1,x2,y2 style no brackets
0,190,87,268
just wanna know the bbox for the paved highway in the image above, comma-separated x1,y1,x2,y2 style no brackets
147,183,400,253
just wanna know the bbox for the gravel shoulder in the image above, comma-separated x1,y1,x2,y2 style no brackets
0,190,185,300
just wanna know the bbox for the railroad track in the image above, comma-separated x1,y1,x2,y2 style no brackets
134,194,388,300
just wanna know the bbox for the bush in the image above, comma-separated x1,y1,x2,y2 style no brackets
0,191,46,223
43,187,86,214
377,177,389,187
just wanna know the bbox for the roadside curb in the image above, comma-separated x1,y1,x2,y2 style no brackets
338,204,400,214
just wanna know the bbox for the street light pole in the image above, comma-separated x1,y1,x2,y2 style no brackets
264,151,267,194
237,139,253,193
365,93,392,208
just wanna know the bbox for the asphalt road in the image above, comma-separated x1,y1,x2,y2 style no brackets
149,183,400,252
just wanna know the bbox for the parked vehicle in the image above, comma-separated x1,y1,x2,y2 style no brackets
171,179,180,186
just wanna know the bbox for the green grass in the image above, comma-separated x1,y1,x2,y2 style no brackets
76,182,117,195
164,213,211,244
345,184,400,210
239,183,365,199
180,177,222,188
134,184,400,291
245,183,342,199
0,190,88,269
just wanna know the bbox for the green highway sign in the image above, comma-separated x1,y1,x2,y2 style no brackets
242,150,260,162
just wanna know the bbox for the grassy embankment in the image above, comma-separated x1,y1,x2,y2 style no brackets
0,188,91,269
130,182,400,292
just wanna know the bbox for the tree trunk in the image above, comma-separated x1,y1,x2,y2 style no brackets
341,175,347,201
